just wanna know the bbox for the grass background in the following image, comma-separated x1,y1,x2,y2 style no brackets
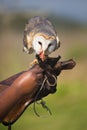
0,13,87,130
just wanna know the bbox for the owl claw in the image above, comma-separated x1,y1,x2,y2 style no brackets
29,59,38,67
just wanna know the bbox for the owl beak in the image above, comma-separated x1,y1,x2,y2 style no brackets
39,51,46,61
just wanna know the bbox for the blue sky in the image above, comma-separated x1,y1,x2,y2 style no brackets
0,0,87,23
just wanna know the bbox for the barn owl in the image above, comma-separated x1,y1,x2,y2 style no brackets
23,16,60,62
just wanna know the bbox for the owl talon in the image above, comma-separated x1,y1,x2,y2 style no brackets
30,59,38,67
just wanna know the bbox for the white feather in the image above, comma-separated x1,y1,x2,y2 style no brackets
33,35,58,55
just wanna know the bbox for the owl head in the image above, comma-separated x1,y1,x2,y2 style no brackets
23,16,60,60
32,33,60,60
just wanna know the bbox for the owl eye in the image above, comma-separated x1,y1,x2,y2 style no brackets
38,41,42,46
48,43,52,48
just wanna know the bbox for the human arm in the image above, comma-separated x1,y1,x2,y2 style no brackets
0,58,76,125
0,65,43,122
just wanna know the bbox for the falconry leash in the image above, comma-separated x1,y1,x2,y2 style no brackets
33,74,57,117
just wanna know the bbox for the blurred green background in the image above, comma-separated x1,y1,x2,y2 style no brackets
0,0,87,130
